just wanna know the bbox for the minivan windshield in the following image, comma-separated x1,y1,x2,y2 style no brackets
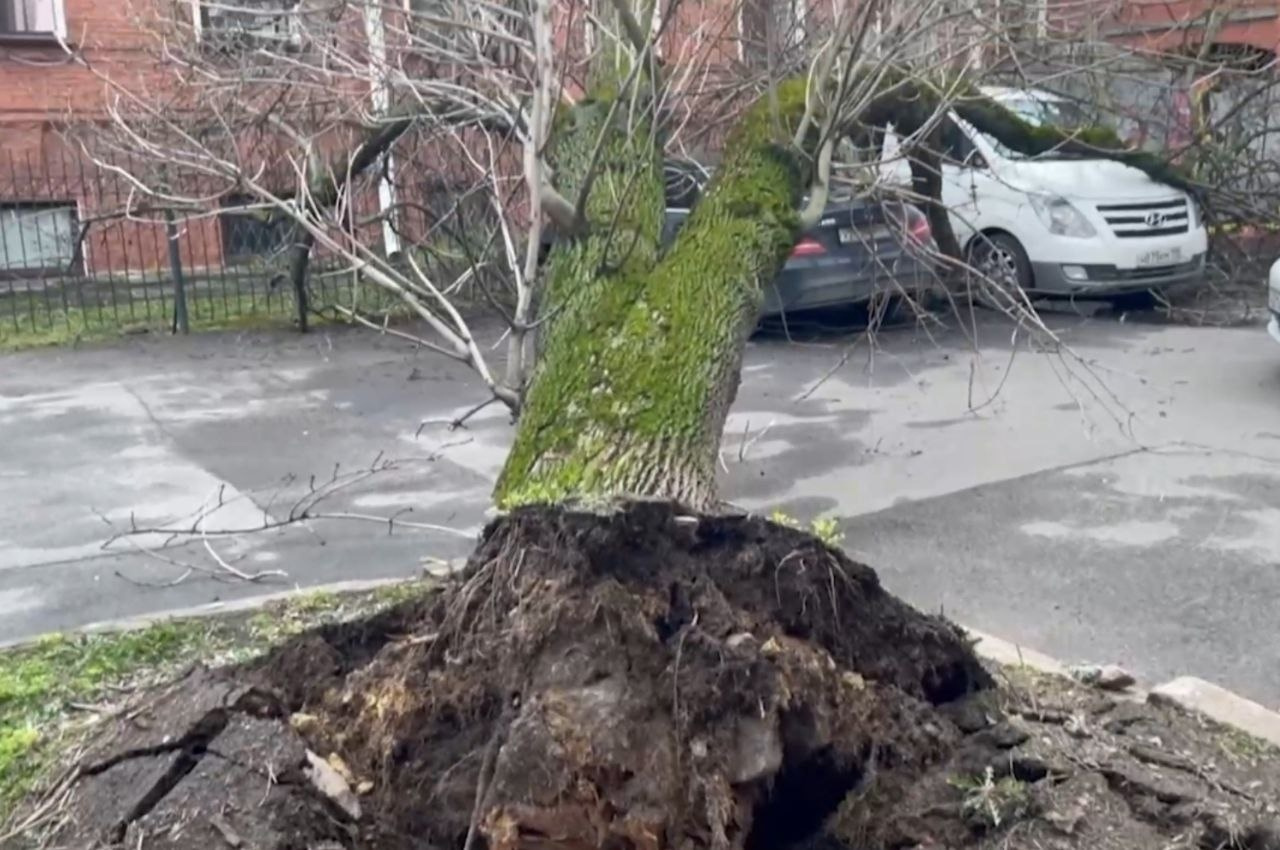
981,95,1097,161
1000,96,1090,129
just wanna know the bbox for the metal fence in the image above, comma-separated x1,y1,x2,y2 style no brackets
0,148,351,345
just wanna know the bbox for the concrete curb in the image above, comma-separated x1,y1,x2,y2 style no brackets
0,578,412,650
963,627,1068,677
0,563,470,650
1149,676,1280,749
964,626,1280,749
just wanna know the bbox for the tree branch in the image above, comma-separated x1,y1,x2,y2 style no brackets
606,0,651,54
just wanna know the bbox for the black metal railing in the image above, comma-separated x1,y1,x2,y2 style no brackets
0,147,347,345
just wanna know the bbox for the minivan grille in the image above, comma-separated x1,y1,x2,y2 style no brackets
1095,199,1189,239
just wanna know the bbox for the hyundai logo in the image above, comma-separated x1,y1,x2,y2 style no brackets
1144,211,1168,228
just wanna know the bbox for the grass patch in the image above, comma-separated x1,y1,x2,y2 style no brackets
1219,724,1279,763
0,279,426,353
950,767,1032,829
0,579,437,827
0,622,221,820
0,289,302,352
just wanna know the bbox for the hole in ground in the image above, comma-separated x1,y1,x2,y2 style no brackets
924,660,984,706
746,746,863,850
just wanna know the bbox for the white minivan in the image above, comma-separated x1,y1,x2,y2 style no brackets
881,86,1208,302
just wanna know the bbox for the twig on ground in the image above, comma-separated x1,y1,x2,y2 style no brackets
198,516,287,584
100,509,272,588
794,337,865,402
1011,706,1071,725
99,452,475,583
209,813,244,848
967,327,1019,415
417,396,501,435
114,568,195,588
1127,743,1257,802
738,418,777,463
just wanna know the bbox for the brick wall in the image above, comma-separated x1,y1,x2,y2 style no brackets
38,0,1270,283
1,0,201,276
0,0,165,123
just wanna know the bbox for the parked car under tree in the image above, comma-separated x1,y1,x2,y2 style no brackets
881,87,1209,307
543,159,938,321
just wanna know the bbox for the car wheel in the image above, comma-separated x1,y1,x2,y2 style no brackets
966,232,1033,310
866,292,909,327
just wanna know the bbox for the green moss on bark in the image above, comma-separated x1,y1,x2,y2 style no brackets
857,75,1193,195
496,82,811,509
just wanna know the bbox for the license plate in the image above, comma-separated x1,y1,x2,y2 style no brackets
1136,247,1183,267
1269,287,1280,312
838,226,890,244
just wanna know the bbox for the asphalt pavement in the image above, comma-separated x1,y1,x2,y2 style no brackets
1,308,1277,706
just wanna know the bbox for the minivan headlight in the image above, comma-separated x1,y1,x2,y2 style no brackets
1187,196,1201,229
1029,195,1097,238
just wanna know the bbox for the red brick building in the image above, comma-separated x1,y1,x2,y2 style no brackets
0,0,208,278
2,0,1278,282
1101,0,1279,57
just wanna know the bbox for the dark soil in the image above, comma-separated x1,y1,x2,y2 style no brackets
13,504,1280,850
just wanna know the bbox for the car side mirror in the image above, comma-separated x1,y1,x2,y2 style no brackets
965,150,989,170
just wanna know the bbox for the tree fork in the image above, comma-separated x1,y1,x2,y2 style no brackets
496,81,813,510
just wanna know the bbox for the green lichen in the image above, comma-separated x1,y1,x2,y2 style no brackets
497,82,811,509
810,516,844,547
769,510,803,530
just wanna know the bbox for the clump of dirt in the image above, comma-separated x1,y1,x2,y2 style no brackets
15,503,1280,850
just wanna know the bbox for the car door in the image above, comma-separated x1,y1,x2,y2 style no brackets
880,118,984,247
937,116,986,246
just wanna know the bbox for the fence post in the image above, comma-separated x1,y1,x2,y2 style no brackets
288,227,314,333
164,208,190,334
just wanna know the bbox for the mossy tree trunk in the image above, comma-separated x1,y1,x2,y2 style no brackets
495,77,813,511
494,68,1191,511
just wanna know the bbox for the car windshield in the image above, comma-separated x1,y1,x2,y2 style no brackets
981,94,1098,161
1002,96,1090,129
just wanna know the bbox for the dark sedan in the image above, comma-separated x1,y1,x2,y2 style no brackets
541,158,936,318
660,194,935,317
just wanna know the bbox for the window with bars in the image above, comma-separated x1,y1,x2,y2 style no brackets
218,197,293,265
0,0,66,39
0,203,78,276
192,0,303,53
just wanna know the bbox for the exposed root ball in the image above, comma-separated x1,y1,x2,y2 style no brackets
286,503,989,850
43,504,1278,850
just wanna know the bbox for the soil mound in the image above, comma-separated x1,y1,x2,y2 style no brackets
20,504,1280,850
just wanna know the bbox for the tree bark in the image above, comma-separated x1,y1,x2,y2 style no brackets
495,81,812,510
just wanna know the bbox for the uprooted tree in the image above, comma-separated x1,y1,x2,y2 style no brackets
21,2,1280,850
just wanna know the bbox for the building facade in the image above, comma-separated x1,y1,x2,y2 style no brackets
2,0,1278,283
